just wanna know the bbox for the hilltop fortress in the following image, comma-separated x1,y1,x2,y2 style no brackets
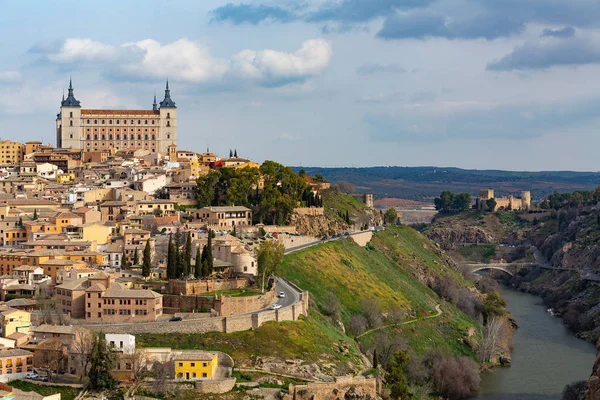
477,189,531,211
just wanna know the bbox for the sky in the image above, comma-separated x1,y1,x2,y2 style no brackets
1,0,600,171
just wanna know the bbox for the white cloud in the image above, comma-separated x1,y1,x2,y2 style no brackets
30,38,332,88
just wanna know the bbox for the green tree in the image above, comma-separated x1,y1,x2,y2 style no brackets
194,246,202,278
142,240,152,278
167,234,176,279
453,193,471,211
33,209,38,220
88,334,117,390
481,292,507,324
384,208,398,225
373,348,378,369
121,248,128,268
195,170,221,207
184,232,192,277
132,247,139,266
256,240,285,293
486,198,497,212
434,190,456,213
234,149,237,158
386,350,413,400
205,230,213,276
201,246,210,277
17,217,23,228
232,225,237,237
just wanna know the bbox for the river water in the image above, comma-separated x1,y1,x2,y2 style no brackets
472,286,596,400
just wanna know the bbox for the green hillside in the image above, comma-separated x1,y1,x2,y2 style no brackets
281,226,478,356
322,188,370,221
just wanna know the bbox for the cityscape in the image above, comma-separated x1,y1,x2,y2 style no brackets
1,1,600,400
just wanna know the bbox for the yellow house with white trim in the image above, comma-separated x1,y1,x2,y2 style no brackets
0,308,31,337
174,351,218,380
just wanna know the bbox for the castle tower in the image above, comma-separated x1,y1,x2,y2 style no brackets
521,191,531,209
159,80,177,153
56,78,82,149
168,143,177,162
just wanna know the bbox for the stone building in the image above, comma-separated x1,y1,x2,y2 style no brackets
476,189,531,212
0,140,24,165
56,79,177,154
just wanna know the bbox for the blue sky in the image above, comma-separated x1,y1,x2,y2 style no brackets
2,0,600,170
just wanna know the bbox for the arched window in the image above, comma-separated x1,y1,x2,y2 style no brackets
116,134,120,140
69,121,73,126
167,134,170,139
167,113,170,118
166,121,170,127
69,133,73,139
94,134,98,140
109,134,113,140
102,120,105,124
86,134,90,140
94,120,97,124
144,134,148,140
116,120,120,124
109,120,112,124
102,134,105,140
144,120,148,124
137,134,141,140
69,112,73,118
152,134,155,140
130,134,134,140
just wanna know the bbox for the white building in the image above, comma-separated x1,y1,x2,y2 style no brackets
106,333,136,355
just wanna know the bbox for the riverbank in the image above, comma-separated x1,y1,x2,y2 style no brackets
472,286,596,399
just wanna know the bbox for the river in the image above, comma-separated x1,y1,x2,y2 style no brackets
472,286,597,400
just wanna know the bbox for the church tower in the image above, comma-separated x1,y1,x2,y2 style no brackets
56,78,82,149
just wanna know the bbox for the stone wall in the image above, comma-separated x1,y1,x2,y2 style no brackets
194,377,236,394
163,295,216,313
84,290,309,335
293,207,325,217
284,375,380,400
168,278,248,295
350,231,373,247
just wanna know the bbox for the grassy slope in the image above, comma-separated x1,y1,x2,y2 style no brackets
321,188,369,220
10,380,80,400
281,226,477,357
138,226,478,368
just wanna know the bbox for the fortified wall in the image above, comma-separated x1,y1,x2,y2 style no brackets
168,278,248,295
85,288,309,335
284,375,381,400
477,189,531,212
163,287,276,316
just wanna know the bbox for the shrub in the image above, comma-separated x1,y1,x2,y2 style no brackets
562,380,587,400
349,314,368,336
431,355,480,399
321,292,342,319
360,298,383,328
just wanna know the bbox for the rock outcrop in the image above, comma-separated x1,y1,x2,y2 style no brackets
425,226,495,250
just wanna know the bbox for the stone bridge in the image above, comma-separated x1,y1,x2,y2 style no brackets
462,262,540,277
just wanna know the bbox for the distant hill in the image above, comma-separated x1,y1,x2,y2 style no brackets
293,166,600,202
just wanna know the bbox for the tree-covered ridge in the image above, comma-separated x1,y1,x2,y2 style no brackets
195,160,324,225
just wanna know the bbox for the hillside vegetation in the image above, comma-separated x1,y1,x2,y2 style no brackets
281,226,478,357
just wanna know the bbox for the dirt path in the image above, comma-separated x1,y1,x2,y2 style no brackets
356,303,443,339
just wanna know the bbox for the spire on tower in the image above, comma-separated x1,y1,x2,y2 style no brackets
159,79,176,108
61,77,81,107
153,92,157,111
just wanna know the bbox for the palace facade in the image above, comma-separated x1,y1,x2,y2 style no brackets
56,80,177,154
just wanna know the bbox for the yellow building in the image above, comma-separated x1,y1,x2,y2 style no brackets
0,140,24,164
0,308,31,337
81,222,114,246
174,351,218,380
57,173,76,184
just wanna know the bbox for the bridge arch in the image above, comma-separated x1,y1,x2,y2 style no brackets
471,266,514,277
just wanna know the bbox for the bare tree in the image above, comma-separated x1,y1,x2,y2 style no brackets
387,306,405,324
371,331,407,369
34,338,67,382
321,292,341,319
71,328,95,382
150,360,174,396
333,181,356,194
348,314,368,336
477,316,510,364
359,298,382,328
431,355,480,400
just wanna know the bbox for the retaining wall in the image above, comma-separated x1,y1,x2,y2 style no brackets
85,290,308,335
194,377,236,394
168,278,249,295
284,375,380,400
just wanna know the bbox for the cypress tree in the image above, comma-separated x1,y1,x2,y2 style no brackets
184,232,192,277
194,246,202,278
206,229,214,276
174,243,182,278
142,240,152,278
232,225,236,237
121,248,128,269
33,209,38,220
201,245,209,277
167,234,175,279
229,149,233,158
17,217,23,228
133,247,139,265
234,149,237,158
373,348,378,369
